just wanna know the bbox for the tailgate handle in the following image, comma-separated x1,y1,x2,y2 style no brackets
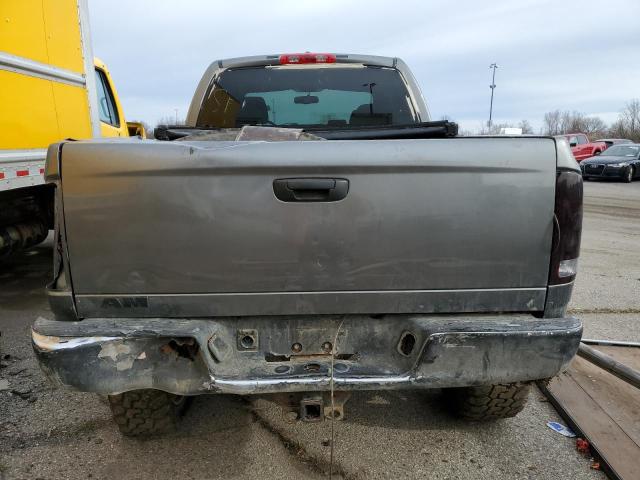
273,178,349,202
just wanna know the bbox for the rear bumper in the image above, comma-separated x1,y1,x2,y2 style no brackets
32,314,582,395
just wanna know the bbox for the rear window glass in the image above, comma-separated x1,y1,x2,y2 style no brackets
196,66,418,129
601,145,639,156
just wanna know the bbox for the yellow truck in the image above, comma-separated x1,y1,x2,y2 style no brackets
0,0,141,256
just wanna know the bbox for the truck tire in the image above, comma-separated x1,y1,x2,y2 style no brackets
444,382,531,421
108,389,189,437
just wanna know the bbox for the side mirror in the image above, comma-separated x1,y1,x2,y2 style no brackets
569,142,577,147
127,122,147,138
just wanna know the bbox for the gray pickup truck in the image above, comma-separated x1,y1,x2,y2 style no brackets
32,53,583,436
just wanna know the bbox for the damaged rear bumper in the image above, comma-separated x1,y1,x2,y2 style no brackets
31,314,582,395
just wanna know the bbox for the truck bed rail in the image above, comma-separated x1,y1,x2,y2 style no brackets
154,121,458,142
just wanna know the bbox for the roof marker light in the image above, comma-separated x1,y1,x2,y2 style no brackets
279,53,336,65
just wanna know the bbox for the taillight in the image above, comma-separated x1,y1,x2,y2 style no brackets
279,53,336,65
549,170,583,285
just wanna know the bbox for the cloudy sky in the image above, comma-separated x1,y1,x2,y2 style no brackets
89,0,639,132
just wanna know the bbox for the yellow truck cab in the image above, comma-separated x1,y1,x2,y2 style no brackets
93,57,134,139
0,0,142,256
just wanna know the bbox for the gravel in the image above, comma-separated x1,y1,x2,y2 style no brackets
569,181,640,313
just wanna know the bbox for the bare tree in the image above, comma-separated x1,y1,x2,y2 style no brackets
156,116,185,127
457,127,475,136
608,119,627,139
518,120,533,134
478,122,518,135
562,111,583,133
541,100,640,142
542,110,606,137
543,110,561,135
616,99,640,141
582,116,607,137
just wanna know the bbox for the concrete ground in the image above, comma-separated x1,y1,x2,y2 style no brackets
1,180,638,479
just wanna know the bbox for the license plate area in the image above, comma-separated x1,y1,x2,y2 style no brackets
208,316,425,379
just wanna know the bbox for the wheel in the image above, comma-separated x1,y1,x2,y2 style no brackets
108,389,190,437
443,382,531,421
623,166,634,183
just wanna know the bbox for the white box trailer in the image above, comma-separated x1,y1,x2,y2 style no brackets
0,0,137,256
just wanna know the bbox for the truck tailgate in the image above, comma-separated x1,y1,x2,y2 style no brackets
59,137,556,317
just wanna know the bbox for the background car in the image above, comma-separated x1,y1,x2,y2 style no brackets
580,143,640,182
558,133,607,161
594,138,633,148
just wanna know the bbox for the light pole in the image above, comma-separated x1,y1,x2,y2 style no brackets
488,63,498,128
174,109,179,125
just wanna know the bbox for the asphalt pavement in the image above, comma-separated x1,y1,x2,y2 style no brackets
1,179,638,479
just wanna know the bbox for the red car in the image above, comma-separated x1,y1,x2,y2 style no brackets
559,134,607,162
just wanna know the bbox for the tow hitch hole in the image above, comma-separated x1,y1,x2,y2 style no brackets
237,329,258,351
300,399,323,422
305,404,321,418
398,332,417,356
304,363,321,372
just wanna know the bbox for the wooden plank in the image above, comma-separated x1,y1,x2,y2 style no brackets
572,349,640,446
545,351,640,480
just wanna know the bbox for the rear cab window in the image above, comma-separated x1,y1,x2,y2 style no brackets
196,65,419,129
